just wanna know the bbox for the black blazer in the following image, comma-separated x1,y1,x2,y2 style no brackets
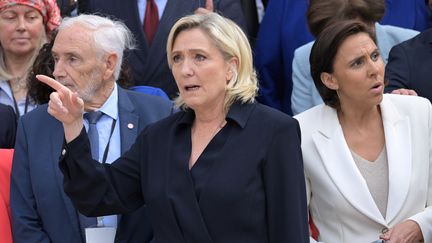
81,0,246,98
385,29,432,100
0,104,16,148
60,102,309,243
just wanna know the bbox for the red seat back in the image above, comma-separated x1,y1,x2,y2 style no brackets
0,149,14,243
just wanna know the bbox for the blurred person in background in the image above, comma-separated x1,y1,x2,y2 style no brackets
0,0,60,117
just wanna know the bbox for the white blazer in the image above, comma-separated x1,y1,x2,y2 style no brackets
295,94,432,243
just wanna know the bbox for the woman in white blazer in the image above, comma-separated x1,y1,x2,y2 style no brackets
295,20,432,243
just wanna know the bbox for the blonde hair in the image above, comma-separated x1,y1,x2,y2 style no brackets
166,13,258,111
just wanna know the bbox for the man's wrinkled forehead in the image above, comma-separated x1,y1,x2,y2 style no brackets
52,24,96,55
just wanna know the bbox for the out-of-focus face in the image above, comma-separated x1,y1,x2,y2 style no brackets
0,5,45,58
170,28,235,112
52,24,112,103
324,33,385,108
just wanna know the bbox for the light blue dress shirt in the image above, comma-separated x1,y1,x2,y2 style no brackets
138,0,168,23
83,84,120,227
0,80,37,116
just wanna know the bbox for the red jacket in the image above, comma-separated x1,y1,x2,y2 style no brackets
0,149,13,243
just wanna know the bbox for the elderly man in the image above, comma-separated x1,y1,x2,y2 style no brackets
10,14,173,243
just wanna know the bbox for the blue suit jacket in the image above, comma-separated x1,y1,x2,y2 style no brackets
291,23,419,115
82,0,246,99
11,87,173,243
381,0,431,32
254,0,313,115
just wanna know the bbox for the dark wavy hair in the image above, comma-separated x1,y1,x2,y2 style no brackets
307,0,385,37
27,36,56,105
310,20,376,109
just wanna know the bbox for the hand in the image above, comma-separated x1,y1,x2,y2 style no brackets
379,220,423,243
36,75,85,142
195,0,213,15
391,88,418,96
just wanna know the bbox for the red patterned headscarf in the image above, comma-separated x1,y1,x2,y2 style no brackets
0,0,61,34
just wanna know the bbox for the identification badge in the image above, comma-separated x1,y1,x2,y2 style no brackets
85,227,116,243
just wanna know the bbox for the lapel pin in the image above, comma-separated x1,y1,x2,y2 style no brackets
127,123,134,129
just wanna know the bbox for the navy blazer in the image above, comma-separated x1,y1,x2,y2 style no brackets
10,88,173,243
59,102,309,243
0,104,16,149
82,0,246,98
385,28,432,101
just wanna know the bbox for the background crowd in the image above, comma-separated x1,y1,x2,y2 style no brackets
1,0,432,243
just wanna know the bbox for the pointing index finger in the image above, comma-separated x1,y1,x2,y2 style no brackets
36,74,66,91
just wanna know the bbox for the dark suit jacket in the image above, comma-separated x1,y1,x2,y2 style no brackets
240,0,259,46
56,0,77,16
59,102,309,243
81,0,246,99
385,29,431,101
0,104,16,149
10,87,173,243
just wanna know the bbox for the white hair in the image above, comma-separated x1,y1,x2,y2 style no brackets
59,14,136,80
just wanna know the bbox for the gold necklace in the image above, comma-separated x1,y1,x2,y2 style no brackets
9,77,26,93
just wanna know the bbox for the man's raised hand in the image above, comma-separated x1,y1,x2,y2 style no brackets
37,75,85,142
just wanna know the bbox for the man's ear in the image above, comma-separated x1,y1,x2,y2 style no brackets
103,53,118,80
320,72,338,90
